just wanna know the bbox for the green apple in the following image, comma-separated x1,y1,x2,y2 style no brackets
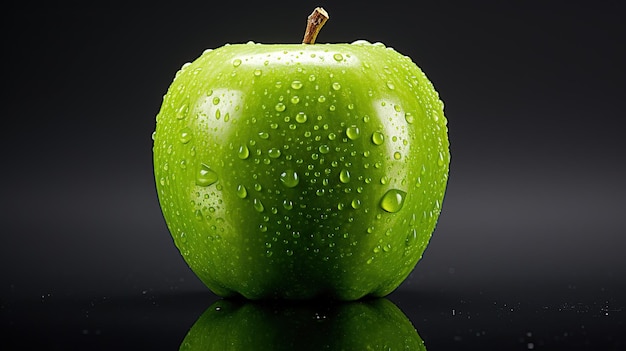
180,298,426,350
153,8,450,300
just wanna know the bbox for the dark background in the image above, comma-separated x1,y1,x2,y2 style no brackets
2,0,625,349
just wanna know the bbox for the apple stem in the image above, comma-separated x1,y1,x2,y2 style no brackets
302,7,329,44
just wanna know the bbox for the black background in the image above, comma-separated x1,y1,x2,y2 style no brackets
2,0,625,349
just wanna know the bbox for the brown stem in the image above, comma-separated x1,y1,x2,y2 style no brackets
302,7,329,44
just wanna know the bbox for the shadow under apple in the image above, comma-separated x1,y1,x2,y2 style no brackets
180,297,426,350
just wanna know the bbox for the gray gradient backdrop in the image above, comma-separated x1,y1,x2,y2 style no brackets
2,0,625,306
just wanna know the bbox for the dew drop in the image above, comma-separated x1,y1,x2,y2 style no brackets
332,82,341,91
346,125,361,140
253,69,262,77
236,184,248,199
290,96,300,104
280,170,300,188
394,151,402,160
351,199,362,209
179,128,192,144
232,59,242,67
196,164,218,186
258,131,270,139
283,199,293,210
253,198,265,212
275,102,286,112
238,145,250,159
339,169,351,183
295,112,308,123
212,97,220,105
319,144,330,154
318,95,326,103
371,131,384,145
406,228,417,246
386,81,395,90
405,112,415,124
268,148,282,158
380,189,407,213
291,80,303,90
333,53,344,62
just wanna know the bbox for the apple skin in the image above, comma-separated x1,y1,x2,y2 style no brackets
153,41,450,300
179,298,426,350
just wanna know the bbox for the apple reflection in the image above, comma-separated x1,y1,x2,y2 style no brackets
180,297,426,350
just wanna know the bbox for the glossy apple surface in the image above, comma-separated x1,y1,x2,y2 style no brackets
153,40,450,300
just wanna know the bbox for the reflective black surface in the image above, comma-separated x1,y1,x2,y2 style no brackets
2,282,624,349
2,1,625,350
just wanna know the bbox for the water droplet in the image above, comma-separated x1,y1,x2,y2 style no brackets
253,198,265,212
380,189,407,213
258,131,269,139
259,224,268,232
371,131,384,145
291,80,303,90
238,145,250,159
280,170,299,188
236,184,248,198
283,199,293,210
386,81,395,90
333,53,344,62
212,97,220,105
339,169,351,183
351,199,362,209
406,228,417,246
346,125,361,140
394,151,402,160
332,82,341,91
405,112,414,124
318,145,330,154
275,102,286,112
196,164,218,186
232,59,242,67
253,69,262,77
437,151,446,167
295,112,308,123
268,148,282,158
179,128,192,144
318,95,326,103
290,96,300,104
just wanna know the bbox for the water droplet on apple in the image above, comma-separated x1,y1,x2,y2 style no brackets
333,53,343,62
238,145,250,159
236,184,248,199
283,199,293,210
196,164,218,186
394,151,402,160
232,59,242,67
291,80,303,90
371,131,384,145
275,102,286,112
258,131,269,139
268,148,282,158
290,96,300,104
253,198,265,212
280,169,299,188
386,81,395,90
380,189,407,213
346,125,360,140
318,144,330,154
351,199,362,209
406,228,417,246
318,95,326,103
179,127,192,144
295,112,307,123
212,97,220,105
339,169,351,183
253,69,262,77
405,112,414,124
332,82,341,91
